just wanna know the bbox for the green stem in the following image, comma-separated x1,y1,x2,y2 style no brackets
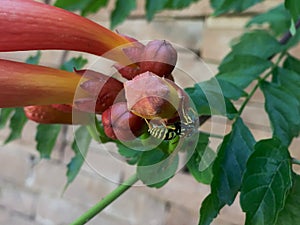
69,174,139,225
237,52,286,116
292,158,300,165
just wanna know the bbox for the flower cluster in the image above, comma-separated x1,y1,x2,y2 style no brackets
0,0,187,142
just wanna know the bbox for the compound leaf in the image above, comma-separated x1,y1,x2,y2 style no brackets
240,138,292,225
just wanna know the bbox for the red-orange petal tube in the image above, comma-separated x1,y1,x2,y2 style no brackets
0,59,81,108
24,105,73,124
0,0,131,61
24,105,90,124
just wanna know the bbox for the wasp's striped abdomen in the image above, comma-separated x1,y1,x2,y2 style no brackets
148,122,181,140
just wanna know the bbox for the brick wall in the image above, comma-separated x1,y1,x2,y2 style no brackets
1,0,299,225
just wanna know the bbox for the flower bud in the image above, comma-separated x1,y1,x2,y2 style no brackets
114,39,145,80
74,70,125,114
124,72,180,119
140,40,177,76
113,63,141,80
102,102,146,141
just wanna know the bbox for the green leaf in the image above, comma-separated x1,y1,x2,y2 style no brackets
65,126,92,187
199,118,255,225
54,0,108,17
187,133,215,184
26,51,41,65
240,138,292,225
276,174,300,225
4,108,28,144
216,78,248,100
260,80,300,146
146,0,168,20
110,0,136,29
211,0,263,15
283,55,300,74
275,67,300,102
60,56,88,72
185,82,238,119
117,142,143,165
137,148,178,188
145,0,198,21
35,124,61,159
0,108,14,129
222,30,283,64
246,4,291,36
217,55,273,89
285,0,300,23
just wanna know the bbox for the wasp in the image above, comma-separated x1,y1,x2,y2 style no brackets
145,106,197,140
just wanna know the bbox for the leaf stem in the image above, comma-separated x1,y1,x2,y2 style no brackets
69,173,139,225
292,158,300,165
237,52,286,116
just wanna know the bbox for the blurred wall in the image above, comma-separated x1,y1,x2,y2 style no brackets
1,0,299,225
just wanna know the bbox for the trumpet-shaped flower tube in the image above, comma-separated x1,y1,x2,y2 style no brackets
0,59,81,108
24,105,74,124
0,0,132,62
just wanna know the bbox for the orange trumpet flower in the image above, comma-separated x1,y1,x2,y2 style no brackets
0,0,132,62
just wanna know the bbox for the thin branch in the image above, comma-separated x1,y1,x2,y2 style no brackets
69,174,139,225
199,18,300,127
279,19,300,45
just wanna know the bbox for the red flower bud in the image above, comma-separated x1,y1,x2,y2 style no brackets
113,63,141,80
114,40,177,80
124,72,180,119
140,40,177,76
113,38,145,80
74,70,125,114
102,102,146,141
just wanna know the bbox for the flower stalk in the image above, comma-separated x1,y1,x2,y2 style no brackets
69,174,139,225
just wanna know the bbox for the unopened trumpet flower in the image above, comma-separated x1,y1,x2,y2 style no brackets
115,40,177,80
124,72,181,120
102,102,146,141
